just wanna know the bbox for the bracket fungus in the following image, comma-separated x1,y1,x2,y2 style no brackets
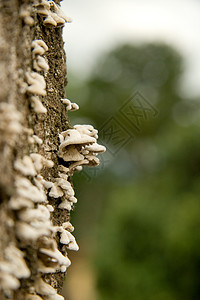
58,129,96,161
61,98,79,111
26,71,46,96
0,246,30,293
14,155,37,176
58,125,105,175
33,55,49,72
19,4,34,26
0,103,22,144
35,0,72,26
32,40,48,56
35,277,57,296
15,177,47,203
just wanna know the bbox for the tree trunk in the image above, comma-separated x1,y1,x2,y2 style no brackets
0,1,77,299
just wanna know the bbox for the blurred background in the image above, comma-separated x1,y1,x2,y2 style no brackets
61,0,200,299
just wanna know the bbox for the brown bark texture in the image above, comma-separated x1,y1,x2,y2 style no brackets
0,0,72,299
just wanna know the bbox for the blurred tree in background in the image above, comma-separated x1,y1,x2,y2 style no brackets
66,43,200,300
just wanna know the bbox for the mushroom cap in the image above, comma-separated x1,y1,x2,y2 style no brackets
49,183,64,198
85,155,100,167
9,196,34,210
39,248,71,267
35,278,57,296
43,14,57,26
68,159,89,175
0,272,20,290
59,129,96,153
84,143,106,153
32,40,48,55
74,124,98,138
51,12,65,25
36,7,49,16
62,221,74,232
58,200,72,211
60,144,84,162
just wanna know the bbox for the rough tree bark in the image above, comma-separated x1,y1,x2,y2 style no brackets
0,0,71,298
0,1,105,299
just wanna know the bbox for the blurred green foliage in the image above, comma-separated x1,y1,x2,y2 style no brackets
66,43,200,300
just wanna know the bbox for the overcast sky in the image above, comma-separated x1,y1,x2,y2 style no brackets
62,0,200,97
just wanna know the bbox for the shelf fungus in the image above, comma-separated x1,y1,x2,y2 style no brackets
32,40,48,56
35,0,72,26
0,102,22,144
32,39,49,73
38,239,71,272
26,71,46,96
14,155,37,176
20,4,34,26
61,98,79,112
58,126,106,173
0,246,30,293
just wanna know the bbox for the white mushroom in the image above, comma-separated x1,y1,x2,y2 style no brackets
68,159,89,174
49,183,64,198
31,96,47,114
33,55,49,72
14,155,36,176
38,260,57,274
44,293,65,300
9,197,34,210
15,177,47,203
58,129,96,161
16,222,51,241
68,196,77,204
32,40,48,56
58,165,69,174
35,278,57,296
4,246,30,279
18,205,50,223
59,230,79,251
74,166,83,172
30,153,53,172
61,99,79,111
39,248,71,269
51,12,65,25
26,71,46,96
49,1,72,23
58,199,72,211
0,272,20,290
19,5,34,26
32,135,43,145
59,230,70,245
84,143,106,153
0,103,22,142
55,178,75,196
62,222,74,232
61,145,84,162
36,7,50,16
46,205,54,212
58,172,69,181
43,14,57,26
85,155,100,167
74,124,98,139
